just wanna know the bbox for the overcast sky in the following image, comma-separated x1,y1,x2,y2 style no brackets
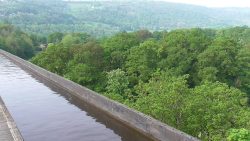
160,0,250,7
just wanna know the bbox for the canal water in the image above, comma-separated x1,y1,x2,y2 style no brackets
0,55,153,141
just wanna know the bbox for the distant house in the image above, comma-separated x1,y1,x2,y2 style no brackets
39,44,47,50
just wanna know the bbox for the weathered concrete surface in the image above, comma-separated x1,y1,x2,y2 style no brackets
0,97,24,141
0,49,200,141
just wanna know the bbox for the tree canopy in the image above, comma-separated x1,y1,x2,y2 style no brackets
30,27,250,140
0,24,36,59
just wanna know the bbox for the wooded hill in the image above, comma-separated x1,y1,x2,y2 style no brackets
1,0,250,36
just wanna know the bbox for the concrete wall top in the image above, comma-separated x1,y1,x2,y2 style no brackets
0,96,24,141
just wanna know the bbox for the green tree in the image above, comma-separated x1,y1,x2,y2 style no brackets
65,42,105,91
133,71,190,129
105,69,131,103
125,40,160,85
31,43,71,75
227,129,250,141
102,32,141,70
197,37,250,94
61,33,90,47
48,32,64,43
235,48,250,94
159,28,213,77
0,24,35,59
185,82,250,140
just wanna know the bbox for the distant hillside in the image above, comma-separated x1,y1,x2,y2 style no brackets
1,0,250,36
67,1,250,30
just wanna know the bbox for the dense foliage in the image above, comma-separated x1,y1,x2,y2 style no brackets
0,24,38,59
1,0,250,36
227,129,250,141
31,26,250,140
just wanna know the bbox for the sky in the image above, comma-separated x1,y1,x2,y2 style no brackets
160,0,250,7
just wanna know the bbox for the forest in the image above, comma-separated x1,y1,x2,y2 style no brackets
1,0,250,37
1,23,249,140
0,23,47,59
